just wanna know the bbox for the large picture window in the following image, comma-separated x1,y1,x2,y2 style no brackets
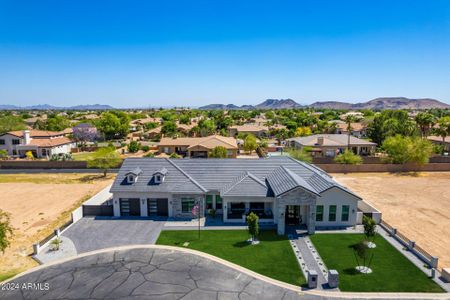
316,205,324,222
181,198,196,213
328,205,337,222
215,195,222,209
206,195,213,209
341,205,349,221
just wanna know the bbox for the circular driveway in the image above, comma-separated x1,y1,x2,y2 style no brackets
2,246,305,300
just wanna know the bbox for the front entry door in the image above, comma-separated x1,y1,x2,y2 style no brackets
285,205,300,225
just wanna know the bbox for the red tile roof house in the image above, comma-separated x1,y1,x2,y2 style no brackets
0,129,75,158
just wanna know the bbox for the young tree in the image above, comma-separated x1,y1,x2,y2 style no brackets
294,126,312,137
353,240,374,273
161,121,177,137
88,147,122,176
243,134,257,154
0,210,13,253
334,149,363,165
246,212,259,243
209,146,228,158
362,216,377,246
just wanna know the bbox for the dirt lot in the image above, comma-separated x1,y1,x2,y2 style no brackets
0,173,114,280
332,172,450,269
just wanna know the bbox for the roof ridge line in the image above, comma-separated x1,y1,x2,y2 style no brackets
165,158,208,192
221,171,248,195
246,172,267,188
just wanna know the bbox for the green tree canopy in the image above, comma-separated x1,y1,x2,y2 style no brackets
243,134,258,154
98,111,130,140
161,121,177,137
87,147,122,176
382,135,433,164
209,146,228,158
0,115,26,134
127,141,140,153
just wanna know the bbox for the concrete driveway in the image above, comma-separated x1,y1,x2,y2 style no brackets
4,247,305,300
62,217,165,253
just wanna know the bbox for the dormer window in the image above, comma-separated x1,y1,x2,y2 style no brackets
127,174,137,183
153,167,168,184
124,167,142,185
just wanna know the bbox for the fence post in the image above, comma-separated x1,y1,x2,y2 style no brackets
54,228,61,237
33,243,40,255
430,268,436,279
430,256,439,269
407,240,415,251
391,228,397,236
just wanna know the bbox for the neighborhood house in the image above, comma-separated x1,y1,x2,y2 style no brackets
158,135,238,158
110,157,362,235
0,129,74,158
287,134,376,158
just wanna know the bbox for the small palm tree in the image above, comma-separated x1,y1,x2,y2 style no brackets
344,115,358,150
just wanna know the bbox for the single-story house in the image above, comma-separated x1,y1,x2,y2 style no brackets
110,157,362,235
287,134,376,157
335,122,368,138
158,135,238,158
228,124,286,138
0,129,75,158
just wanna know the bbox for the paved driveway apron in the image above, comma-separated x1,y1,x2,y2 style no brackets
3,248,305,300
63,217,165,253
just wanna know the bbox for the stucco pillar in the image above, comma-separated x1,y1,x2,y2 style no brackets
140,198,148,217
308,204,316,234
223,200,228,222
277,203,285,235
113,197,120,217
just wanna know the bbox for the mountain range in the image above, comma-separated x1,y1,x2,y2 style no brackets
200,97,450,110
0,104,115,110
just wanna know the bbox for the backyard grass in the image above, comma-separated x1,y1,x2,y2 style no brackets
156,230,305,286
72,152,96,161
310,233,444,292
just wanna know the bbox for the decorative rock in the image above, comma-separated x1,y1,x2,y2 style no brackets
366,241,376,248
356,266,373,274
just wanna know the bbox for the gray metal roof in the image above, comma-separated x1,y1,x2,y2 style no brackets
110,157,361,199
125,167,142,176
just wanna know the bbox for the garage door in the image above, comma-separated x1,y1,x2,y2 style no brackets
147,198,168,217
120,198,141,216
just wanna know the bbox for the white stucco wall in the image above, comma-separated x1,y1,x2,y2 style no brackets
0,134,23,155
315,187,360,227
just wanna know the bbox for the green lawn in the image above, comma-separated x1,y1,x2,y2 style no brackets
72,152,96,161
156,230,305,286
310,234,443,292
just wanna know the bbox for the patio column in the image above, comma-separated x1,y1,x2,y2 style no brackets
140,198,148,217
308,204,316,234
277,203,285,235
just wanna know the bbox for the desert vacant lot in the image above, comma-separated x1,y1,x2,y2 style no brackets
332,172,450,269
0,173,114,280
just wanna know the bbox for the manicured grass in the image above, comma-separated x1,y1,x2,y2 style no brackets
156,230,305,286
72,152,96,161
310,234,444,292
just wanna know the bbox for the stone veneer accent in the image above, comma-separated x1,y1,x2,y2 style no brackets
276,187,317,235
172,194,205,218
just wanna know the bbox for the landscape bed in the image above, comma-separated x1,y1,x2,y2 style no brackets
156,230,305,286
309,233,443,292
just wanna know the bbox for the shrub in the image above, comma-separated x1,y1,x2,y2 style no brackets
382,135,433,164
334,150,363,165
287,148,312,163
127,141,140,153
169,152,182,159
25,151,34,160
144,152,155,158
0,150,8,160
141,145,150,152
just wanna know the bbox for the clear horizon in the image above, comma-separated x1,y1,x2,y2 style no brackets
1,1,450,106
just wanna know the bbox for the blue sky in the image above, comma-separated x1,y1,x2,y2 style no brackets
1,0,449,107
